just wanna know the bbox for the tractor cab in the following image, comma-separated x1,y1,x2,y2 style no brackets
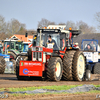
3,40,23,53
81,39,99,63
36,29,66,51
81,39,98,52
34,28,81,52
15,41,23,52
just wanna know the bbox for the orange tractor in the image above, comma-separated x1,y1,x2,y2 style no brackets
16,27,86,81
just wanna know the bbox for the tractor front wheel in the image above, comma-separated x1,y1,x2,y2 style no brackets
72,51,86,81
47,57,63,81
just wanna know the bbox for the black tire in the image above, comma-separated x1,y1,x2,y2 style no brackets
93,63,100,74
47,57,63,81
84,69,91,81
16,56,28,67
16,56,28,80
62,50,76,81
16,65,24,80
11,59,16,73
0,56,6,74
7,52,16,59
72,51,86,81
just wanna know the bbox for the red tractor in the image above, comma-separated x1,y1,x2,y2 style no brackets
16,27,86,81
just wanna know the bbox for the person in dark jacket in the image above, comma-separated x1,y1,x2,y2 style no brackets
47,35,58,50
84,44,93,51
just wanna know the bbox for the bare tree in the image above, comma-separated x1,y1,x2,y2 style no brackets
38,18,55,28
0,15,7,33
0,33,8,40
58,22,66,25
16,23,27,35
76,21,96,34
95,12,100,30
7,19,21,35
6,19,27,36
66,21,77,30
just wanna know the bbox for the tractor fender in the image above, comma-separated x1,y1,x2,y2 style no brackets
16,53,28,60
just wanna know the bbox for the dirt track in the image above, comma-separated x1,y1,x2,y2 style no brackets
0,74,100,88
1,74,100,100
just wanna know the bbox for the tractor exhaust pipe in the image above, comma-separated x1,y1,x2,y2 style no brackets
39,30,42,46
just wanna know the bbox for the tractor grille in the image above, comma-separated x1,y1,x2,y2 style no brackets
33,52,42,61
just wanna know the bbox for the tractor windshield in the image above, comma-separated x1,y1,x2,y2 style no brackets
36,33,60,50
10,42,14,49
82,40,98,51
23,44,28,52
16,42,22,51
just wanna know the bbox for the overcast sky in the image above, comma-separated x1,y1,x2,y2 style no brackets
0,0,100,30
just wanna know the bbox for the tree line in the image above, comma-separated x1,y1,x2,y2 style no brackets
38,18,96,34
0,15,27,40
0,12,100,40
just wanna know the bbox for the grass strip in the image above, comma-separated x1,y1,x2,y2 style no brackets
0,84,100,93
0,85,81,92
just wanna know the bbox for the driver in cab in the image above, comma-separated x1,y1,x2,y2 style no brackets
84,44,93,51
47,35,58,50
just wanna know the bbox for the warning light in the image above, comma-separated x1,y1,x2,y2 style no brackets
44,27,47,29
69,27,72,30
34,37,37,39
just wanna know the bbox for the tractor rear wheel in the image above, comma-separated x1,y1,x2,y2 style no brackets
93,63,100,74
0,56,6,74
72,51,86,81
47,57,63,81
63,50,76,81
16,56,28,80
